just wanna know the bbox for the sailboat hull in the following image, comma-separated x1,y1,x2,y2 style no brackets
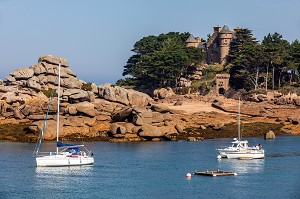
36,155,94,167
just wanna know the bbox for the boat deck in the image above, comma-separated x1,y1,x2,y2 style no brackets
194,170,237,177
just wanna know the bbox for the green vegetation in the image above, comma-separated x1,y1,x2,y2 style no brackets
117,32,204,89
41,88,57,98
229,29,300,91
118,29,300,94
0,123,34,142
82,82,93,91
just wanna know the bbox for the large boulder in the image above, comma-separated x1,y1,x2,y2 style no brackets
111,107,132,122
175,123,184,133
293,98,300,106
139,123,165,137
109,123,126,136
153,87,175,99
11,68,34,80
26,77,42,91
63,116,96,127
264,130,276,140
75,102,96,117
151,104,170,113
29,119,58,139
287,116,300,124
13,108,25,119
98,84,153,107
98,84,129,105
63,89,90,103
20,105,32,116
29,63,46,75
65,101,95,116
5,76,16,83
41,62,77,78
61,76,82,89
1,92,28,104
93,98,115,114
133,110,153,126
89,121,111,137
38,55,69,67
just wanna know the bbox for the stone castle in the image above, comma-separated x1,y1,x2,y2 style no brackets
185,25,241,65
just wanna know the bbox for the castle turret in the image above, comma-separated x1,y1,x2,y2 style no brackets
218,25,233,65
185,34,199,47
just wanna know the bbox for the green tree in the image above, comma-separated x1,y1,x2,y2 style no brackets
288,40,300,83
261,32,290,89
228,28,261,90
290,40,300,69
119,32,204,89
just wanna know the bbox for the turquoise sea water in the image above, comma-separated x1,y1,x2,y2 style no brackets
0,135,300,199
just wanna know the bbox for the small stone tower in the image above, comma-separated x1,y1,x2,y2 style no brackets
216,74,230,95
218,25,233,65
185,34,198,47
185,34,203,48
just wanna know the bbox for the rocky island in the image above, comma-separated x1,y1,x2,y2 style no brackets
0,55,299,142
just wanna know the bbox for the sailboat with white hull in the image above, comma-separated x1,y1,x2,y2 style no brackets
216,98,265,159
35,63,94,167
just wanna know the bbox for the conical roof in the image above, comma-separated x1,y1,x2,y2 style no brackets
219,25,232,34
185,34,197,43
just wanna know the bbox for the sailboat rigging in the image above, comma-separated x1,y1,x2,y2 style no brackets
34,63,94,166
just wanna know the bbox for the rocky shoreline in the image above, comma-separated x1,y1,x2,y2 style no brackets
0,55,299,143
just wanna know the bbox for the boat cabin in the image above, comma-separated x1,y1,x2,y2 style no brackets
230,138,249,148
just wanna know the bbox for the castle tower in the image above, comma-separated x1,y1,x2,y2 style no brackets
185,34,199,47
218,25,233,65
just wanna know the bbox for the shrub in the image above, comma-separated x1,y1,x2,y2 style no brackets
41,88,57,98
82,82,93,91
248,89,267,95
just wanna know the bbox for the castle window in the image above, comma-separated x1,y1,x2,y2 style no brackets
211,50,213,54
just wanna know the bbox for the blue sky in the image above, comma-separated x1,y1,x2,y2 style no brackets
1,0,300,85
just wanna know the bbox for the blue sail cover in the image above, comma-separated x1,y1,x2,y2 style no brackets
57,141,82,147
67,147,79,154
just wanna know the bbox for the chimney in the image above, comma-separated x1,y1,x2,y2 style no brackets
234,27,241,31
214,26,221,32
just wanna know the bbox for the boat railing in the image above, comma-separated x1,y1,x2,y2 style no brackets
216,146,229,150
35,152,57,157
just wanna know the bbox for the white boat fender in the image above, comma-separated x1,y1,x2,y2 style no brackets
217,155,222,159
186,173,192,179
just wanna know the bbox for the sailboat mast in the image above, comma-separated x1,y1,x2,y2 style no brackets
56,63,61,155
238,97,241,141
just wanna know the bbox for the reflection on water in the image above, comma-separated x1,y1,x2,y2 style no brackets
35,165,93,175
266,152,300,158
217,159,265,174
35,166,94,190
